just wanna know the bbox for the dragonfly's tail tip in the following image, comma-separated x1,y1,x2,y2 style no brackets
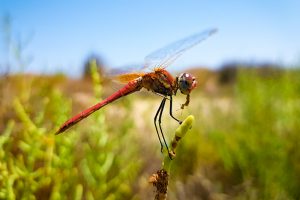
55,128,64,135
55,130,61,135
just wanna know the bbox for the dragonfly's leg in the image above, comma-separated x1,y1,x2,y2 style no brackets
169,96,182,124
158,98,173,159
154,98,165,152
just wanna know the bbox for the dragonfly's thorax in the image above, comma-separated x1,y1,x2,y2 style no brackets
141,69,177,96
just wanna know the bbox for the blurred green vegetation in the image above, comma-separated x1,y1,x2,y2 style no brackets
171,67,300,200
0,62,141,199
1,66,300,200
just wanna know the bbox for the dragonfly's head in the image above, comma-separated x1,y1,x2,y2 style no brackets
177,73,197,95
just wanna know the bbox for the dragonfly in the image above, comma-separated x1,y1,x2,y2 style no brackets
56,28,217,157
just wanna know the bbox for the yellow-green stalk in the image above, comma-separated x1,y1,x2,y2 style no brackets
163,115,195,172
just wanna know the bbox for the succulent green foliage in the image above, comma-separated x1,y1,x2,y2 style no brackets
0,61,141,200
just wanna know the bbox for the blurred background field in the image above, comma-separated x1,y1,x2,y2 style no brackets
1,1,300,200
2,64,300,199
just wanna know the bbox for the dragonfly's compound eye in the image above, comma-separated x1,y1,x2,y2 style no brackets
178,73,197,95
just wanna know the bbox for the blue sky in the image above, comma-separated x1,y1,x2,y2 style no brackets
1,1,300,76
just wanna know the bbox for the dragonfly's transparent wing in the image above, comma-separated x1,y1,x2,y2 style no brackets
105,64,144,76
113,72,145,83
144,28,217,69
104,64,146,84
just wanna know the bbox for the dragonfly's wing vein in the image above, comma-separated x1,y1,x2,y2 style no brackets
144,28,217,69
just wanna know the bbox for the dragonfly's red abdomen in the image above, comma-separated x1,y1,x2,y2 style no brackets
56,79,142,134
